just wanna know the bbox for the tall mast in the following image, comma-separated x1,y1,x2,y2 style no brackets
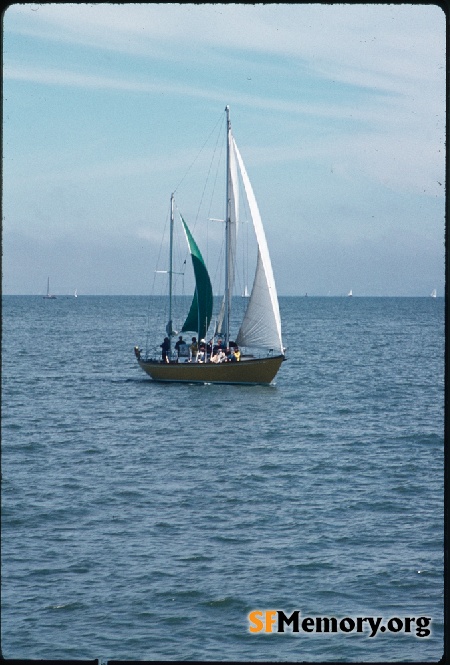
168,192,174,350
224,105,231,347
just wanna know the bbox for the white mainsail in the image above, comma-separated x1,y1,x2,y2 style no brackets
233,137,283,354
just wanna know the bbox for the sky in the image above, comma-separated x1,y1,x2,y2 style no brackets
2,3,446,296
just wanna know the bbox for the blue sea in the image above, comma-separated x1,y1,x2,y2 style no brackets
1,295,444,662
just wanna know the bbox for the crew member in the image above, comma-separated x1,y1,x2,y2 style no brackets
161,337,170,363
189,337,199,362
175,336,185,357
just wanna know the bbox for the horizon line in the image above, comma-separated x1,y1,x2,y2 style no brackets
2,293,443,299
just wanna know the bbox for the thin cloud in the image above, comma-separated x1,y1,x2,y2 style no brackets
4,59,444,199
7,4,444,93
4,62,404,123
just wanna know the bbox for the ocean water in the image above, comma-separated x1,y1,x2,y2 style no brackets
1,295,444,662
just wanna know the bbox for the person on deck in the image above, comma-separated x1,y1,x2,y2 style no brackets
217,349,227,363
160,337,170,363
175,336,185,357
230,347,241,362
198,339,207,363
189,337,199,362
211,348,223,363
212,338,224,355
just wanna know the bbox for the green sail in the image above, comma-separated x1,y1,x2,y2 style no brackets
180,216,213,340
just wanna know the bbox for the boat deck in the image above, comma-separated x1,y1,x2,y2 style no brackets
138,354,285,385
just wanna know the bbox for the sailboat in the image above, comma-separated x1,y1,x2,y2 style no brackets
430,289,437,298
43,277,57,299
135,106,285,385
347,289,353,297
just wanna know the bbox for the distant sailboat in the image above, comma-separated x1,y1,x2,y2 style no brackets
43,277,56,299
347,289,353,297
74,290,78,298
430,289,437,298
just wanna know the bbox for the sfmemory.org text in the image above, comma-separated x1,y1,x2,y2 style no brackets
248,611,431,638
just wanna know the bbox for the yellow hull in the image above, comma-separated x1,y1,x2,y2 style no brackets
137,355,285,385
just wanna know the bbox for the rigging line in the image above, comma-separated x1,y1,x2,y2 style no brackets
173,201,192,287
205,127,226,266
175,123,221,284
172,112,223,195
193,119,225,273
173,116,224,295
194,120,225,226
151,198,172,295
207,129,225,220
212,233,226,299
144,199,172,355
